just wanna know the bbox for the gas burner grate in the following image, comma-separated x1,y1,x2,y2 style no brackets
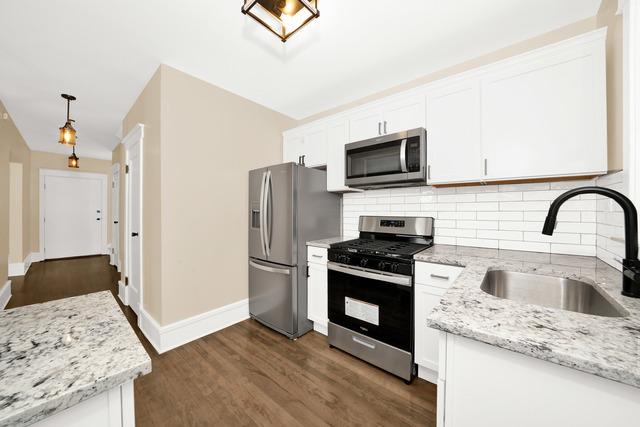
333,238,431,257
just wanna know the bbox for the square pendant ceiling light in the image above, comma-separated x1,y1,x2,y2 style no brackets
242,0,319,42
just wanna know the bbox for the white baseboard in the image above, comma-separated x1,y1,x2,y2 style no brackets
24,253,32,273
0,280,11,309
118,281,128,306
418,365,438,384
8,262,24,277
138,299,249,354
313,322,328,336
30,252,44,262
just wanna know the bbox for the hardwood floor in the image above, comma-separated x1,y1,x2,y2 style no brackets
8,256,437,426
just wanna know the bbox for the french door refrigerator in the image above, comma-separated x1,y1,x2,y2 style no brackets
249,163,340,339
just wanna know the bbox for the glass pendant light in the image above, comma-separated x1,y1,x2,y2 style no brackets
58,94,77,146
242,0,319,42
68,146,79,168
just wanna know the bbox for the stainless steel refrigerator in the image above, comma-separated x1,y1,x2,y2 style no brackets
249,162,340,339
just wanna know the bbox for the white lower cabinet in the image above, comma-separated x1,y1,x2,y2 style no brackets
414,262,463,383
307,246,328,335
438,333,640,427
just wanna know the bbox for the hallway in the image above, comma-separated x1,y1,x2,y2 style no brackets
7,256,437,426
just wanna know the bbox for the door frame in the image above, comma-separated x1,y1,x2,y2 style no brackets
39,169,108,260
111,163,121,271
122,124,144,315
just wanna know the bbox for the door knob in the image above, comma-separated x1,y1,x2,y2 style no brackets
132,232,139,237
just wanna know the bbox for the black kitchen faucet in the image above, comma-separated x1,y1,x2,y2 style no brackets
542,186,640,298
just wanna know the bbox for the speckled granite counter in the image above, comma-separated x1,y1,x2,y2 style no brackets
307,236,353,248
416,245,640,388
0,291,152,426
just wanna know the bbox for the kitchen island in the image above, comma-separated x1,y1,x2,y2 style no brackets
0,291,151,427
417,245,640,427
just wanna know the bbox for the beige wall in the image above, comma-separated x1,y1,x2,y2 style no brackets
121,67,163,322
299,15,623,171
1,99,31,282
160,65,295,324
29,151,112,254
115,65,295,325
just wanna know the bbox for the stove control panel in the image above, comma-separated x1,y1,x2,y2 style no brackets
328,250,414,277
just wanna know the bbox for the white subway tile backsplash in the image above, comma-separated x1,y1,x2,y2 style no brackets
341,177,610,257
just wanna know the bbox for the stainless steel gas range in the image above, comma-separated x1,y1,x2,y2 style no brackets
327,216,434,383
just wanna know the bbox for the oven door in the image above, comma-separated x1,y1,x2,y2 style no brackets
345,128,426,188
327,262,413,352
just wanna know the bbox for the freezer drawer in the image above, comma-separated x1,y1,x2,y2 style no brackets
249,258,296,336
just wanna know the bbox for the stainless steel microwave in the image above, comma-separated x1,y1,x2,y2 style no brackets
344,128,427,188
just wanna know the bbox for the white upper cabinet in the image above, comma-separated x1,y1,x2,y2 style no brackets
348,95,426,142
382,96,426,134
282,125,328,168
348,107,383,142
480,30,607,181
426,79,482,184
282,134,305,164
326,119,354,192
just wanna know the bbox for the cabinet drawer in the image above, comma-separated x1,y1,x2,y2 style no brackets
307,246,328,264
415,262,464,289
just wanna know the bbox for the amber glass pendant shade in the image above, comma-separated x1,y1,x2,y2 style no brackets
58,121,77,146
68,147,79,168
242,0,319,42
58,94,77,146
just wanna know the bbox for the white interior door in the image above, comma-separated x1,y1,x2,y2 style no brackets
111,165,120,269
127,142,142,315
43,173,104,259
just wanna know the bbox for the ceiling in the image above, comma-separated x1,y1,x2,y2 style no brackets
0,0,602,160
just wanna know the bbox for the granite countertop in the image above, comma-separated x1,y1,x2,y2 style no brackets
307,236,353,248
416,245,640,388
0,291,152,426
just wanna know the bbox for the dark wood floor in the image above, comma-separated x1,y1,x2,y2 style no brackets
8,256,437,426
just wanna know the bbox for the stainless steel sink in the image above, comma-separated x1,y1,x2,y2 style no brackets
480,270,627,318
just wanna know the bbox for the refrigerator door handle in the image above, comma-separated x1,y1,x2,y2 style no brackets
265,170,273,257
259,171,267,257
249,260,290,275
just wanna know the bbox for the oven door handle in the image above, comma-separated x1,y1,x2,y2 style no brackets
327,262,412,287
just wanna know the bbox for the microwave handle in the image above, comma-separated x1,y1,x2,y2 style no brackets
400,139,408,173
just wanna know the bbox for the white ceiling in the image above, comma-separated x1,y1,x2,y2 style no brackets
0,0,602,160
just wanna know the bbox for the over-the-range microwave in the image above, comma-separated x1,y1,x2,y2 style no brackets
344,127,427,189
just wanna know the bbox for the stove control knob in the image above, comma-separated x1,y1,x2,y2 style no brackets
360,258,368,268
390,263,399,273
377,261,386,270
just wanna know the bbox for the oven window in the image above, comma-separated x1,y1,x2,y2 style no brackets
328,269,412,352
346,140,403,179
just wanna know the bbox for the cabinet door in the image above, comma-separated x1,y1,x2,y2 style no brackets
426,80,482,184
349,107,383,142
282,134,304,164
307,263,328,327
415,284,445,373
326,119,350,192
303,126,328,167
382,95,425,134
481,39,607,180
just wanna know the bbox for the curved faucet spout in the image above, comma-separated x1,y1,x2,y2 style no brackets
542,186,640,298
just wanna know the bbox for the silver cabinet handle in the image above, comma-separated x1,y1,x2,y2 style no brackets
383,121,387,134
427,165,431,180
249,260,291,275
311,254,323,258
484,158,488,175
352,336,376,350
378,122,382,135
430,273,450,280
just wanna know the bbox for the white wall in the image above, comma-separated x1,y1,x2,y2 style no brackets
343,179,600,256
